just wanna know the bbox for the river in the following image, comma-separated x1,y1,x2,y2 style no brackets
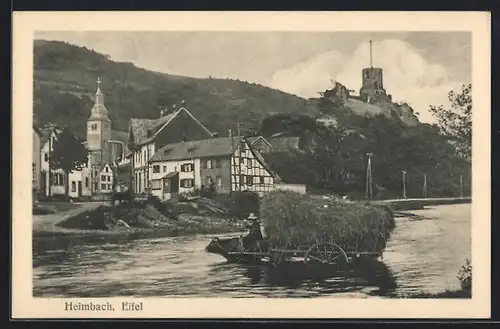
33,204,471,298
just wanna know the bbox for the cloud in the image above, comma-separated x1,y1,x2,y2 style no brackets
269,51,346,98
270,39,466,123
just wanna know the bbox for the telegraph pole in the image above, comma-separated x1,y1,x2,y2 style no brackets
460,174,464,198
365,153,373,200
422,173,428,198
402,170,407,199
369,40,373,68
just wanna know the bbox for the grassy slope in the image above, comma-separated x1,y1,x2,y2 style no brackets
33,40,310,138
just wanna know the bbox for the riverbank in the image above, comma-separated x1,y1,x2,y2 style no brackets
33,198,246,252
372,197,471,211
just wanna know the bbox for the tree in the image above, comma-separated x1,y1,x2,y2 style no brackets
429,84,472,159
50,127,89,199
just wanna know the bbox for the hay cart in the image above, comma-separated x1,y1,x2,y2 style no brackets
207,237,383,267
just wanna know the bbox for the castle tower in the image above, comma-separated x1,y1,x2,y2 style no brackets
87,77,112,193
359,40,387,103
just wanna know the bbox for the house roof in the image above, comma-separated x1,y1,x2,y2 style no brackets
150,137,238,162
161,172,179,179
129,107,212,146
39,125,62,147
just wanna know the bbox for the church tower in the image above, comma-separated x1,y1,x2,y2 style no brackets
359,40,387,103
87,77,112,194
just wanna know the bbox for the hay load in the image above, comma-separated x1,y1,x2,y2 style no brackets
260,190,395,253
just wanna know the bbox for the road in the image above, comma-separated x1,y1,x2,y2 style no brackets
33,202,107,233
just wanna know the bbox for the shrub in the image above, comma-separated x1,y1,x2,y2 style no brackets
457,258,472,292
260,190,395,251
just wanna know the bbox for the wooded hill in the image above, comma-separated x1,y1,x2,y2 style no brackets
33,40,310,138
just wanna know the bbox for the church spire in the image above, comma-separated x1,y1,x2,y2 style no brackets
95,77,104,105
89,77,109,120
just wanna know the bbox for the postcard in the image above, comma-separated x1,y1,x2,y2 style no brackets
12,11,491,319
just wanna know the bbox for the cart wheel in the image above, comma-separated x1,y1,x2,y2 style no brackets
304,243,349,265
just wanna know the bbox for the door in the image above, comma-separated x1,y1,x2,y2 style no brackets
77,181,82,197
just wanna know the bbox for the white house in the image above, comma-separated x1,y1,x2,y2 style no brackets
148,136,278,200
39,125,66,197
127,104,214,196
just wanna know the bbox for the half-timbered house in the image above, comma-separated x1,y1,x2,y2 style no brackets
148,137,277,200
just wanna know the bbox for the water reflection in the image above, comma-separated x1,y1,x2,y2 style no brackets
207,259,397,297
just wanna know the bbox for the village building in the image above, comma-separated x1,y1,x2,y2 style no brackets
33,126,42,201
127,102,214,196
148,137,277,200
98,162,115,194
39,125,65,197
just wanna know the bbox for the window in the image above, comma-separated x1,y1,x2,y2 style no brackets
105,167,108,173
101,183,106,190
143,151,146,161
364,71,370,79
260,176,265,184
163,165,167,172
374,81,379,89
91,124,97,131
153,165,160,173
246,176,253,186
180,179,194,188
216,176,222,187
181,163,194,172
107,176,111,182
44,153,49,162
247,158,252,168
151,179,162,190
85,177,89,187
240,175,245,186
52,173,64,186
206,160,212,169
215,159,222,168
101,175,106,181
71,181,76,192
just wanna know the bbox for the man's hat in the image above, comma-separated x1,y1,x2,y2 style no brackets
247,213,258,220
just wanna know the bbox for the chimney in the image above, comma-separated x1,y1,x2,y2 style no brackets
180,100,186,107
172,104,177,111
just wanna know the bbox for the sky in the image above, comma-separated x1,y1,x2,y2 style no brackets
35,31,471,124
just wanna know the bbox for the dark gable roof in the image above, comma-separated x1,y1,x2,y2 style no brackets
39,125,63,146
150,137,236,162
129,107,212,146
130,112,176,146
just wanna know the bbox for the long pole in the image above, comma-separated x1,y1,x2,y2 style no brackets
369,40,373,68
365,153,373,200
422,173,427,198
460,174,463,198
402,170,407,199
